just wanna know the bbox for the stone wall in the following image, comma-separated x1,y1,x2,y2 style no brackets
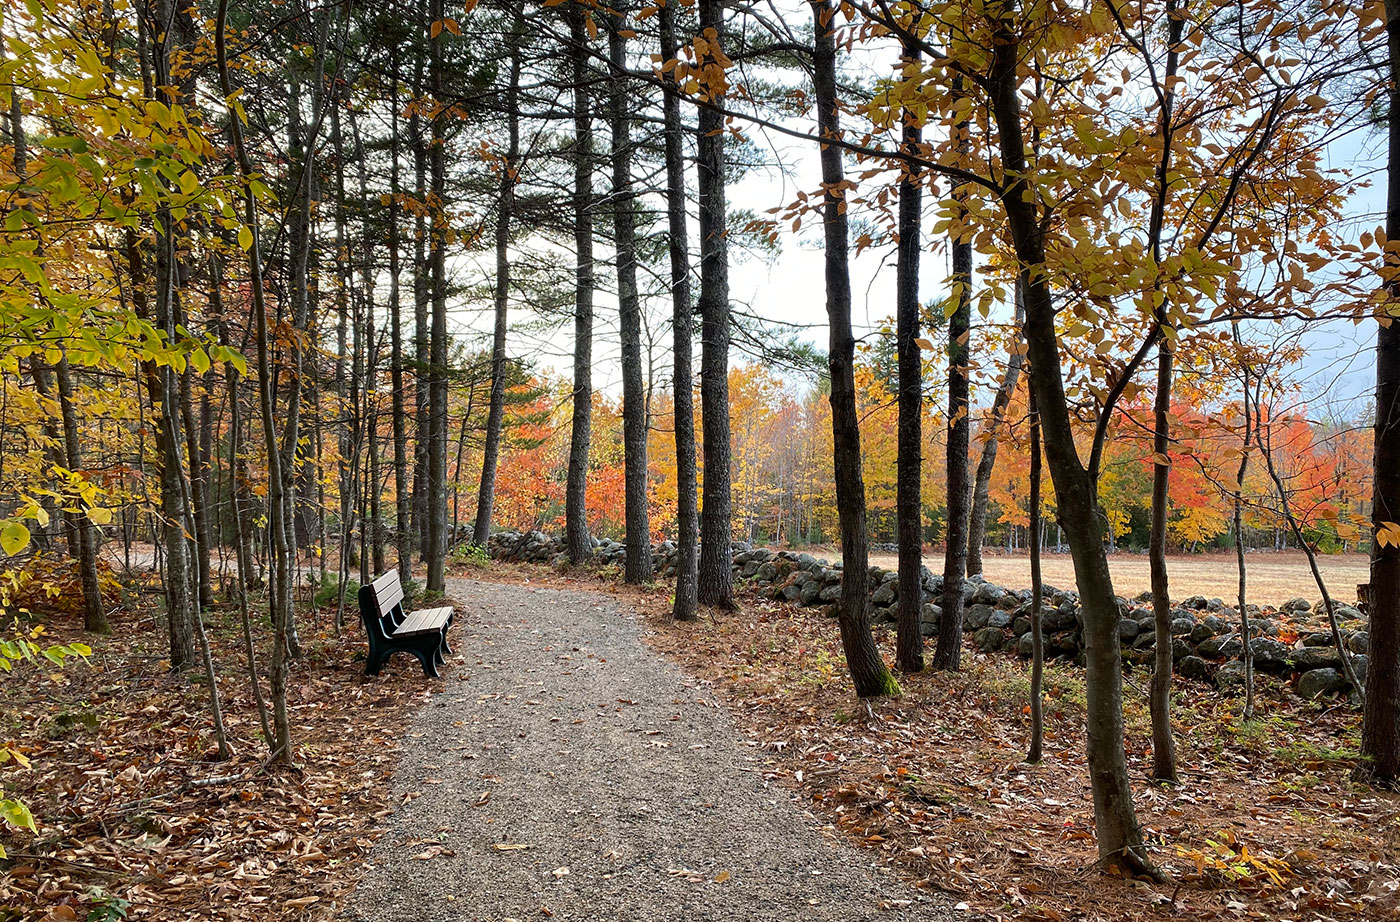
476,529,1369,701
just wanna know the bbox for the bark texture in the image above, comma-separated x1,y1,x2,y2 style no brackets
471,6,523,559
986,3,1154,875
660,0,699,621
811,0,897,698
894,46,924,672
608,11,653,584
1364,0,1400,785
696,0,734,608
565,6,595,565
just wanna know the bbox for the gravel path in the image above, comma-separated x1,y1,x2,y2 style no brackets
350,578,955,922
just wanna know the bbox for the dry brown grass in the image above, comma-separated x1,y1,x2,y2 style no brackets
858,550,1370,606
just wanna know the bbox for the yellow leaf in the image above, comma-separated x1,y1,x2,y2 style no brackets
238,225,253,251
0,521,30,556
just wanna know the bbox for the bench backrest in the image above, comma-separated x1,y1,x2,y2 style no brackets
359,570,407,637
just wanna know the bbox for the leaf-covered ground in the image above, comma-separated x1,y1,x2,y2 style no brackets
0,577,440,922
6,557,1400,922
473,562,1400,922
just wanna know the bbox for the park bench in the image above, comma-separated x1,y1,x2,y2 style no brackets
358,570,454,678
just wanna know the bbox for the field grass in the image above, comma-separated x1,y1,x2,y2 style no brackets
859,549,1371,606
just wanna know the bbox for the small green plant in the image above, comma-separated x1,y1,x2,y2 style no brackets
311,573,359,608
453,543,490,569
84,886,131,922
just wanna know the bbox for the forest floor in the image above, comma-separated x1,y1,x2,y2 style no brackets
0,563,434,921
858,549,1372,604
458,560,1400,922
5,557,1399,922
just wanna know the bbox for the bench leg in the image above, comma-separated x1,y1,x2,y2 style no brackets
365,649,384,676
441,634,453,656
414,648,441,679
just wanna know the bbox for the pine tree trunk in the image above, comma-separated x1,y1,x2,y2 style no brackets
894,41,924,672
660,0,699,621
426,0,455,591
471,6,521,556
350,106,385,577
696,0,734,608
609,8,652,584
411,0,430,555
1363,0,1400,785
811,0,897,698
388,44,412,583
565,5,594,565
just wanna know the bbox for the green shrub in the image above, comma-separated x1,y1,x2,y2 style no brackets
311,573,359,608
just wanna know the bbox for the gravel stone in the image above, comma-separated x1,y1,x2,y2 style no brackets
351,579,947,922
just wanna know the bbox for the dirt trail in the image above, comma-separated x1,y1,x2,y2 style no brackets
350,578,952,922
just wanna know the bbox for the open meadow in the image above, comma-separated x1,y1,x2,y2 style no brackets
863,550,1371,605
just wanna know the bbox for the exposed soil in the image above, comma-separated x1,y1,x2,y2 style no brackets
860,549,1371,604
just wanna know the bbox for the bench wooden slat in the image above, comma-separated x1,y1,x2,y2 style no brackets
395,610,440,636
395,606,452,636
372,571,405,615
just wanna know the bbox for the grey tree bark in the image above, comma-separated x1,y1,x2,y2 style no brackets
810,0,898,698
696,0,734,607
1026,380,1044,763
894,39,924,672
986,2,1156,875
216,0,293,761
608,8,653,584
934,100,972,672
387,47,411,584
966,283,1024,577
565,5,595,565
471,5,524,558
55,351,107,634
660,0,699,620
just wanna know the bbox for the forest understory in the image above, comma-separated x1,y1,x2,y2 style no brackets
0,562,449,922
